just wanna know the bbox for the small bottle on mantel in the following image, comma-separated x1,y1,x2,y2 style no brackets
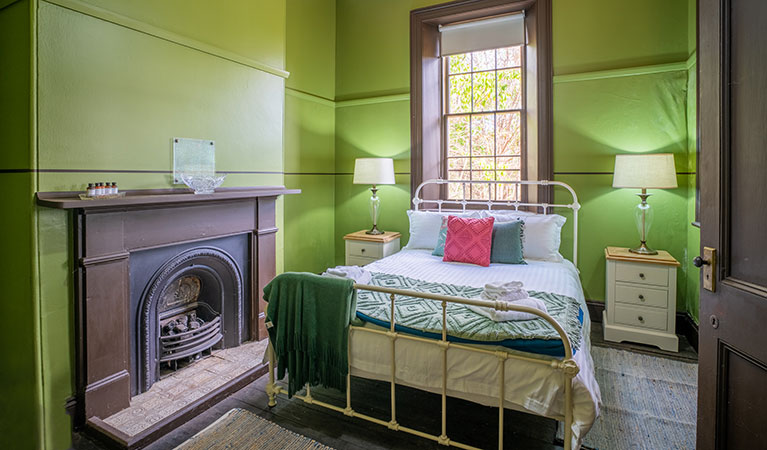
96,182,104,197
86,183,95,197
104,182,113,195
111,182,118,195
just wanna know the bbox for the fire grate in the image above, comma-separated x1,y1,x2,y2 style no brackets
160,302,222,366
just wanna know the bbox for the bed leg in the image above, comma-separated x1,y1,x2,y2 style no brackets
497,355,506,450
562,359,578,450
267,341,277,407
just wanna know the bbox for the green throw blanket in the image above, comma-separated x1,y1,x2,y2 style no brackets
264,272,356,397
355,272,583,355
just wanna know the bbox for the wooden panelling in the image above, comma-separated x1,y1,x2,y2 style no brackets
122,202,256,250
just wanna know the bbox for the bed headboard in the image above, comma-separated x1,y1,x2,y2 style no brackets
412,179,581,267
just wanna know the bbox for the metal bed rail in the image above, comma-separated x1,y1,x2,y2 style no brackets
266,283,580,450
412,179,581,267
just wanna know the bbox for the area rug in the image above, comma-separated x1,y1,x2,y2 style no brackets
175,408,333,450
558,346,697,449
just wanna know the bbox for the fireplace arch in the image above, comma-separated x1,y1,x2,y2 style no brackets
137,247,244,393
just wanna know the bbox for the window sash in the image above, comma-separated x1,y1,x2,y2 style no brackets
441,47,527,201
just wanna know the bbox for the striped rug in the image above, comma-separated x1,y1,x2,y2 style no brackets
560,345,697,449
176,408,333,450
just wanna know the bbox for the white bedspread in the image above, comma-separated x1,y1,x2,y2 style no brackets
350,249,602,449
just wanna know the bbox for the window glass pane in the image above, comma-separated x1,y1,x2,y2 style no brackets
497,46,521,68
471,49,495,71
496,156,521,170
498,170,521,181
447,115,470,157
448,182,467,200
449,75,472,114
496,112,521,155
495,183,518,201
471,157,495,171
448,157,470,171
470,114,495,156
448,53,471,74
472,72,496,112
470,180,492,200
448,170,470,181
497,69,522,110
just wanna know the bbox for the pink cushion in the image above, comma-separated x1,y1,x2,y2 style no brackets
443,216,495,267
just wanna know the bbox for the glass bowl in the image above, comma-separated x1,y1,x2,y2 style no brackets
179,173,226,194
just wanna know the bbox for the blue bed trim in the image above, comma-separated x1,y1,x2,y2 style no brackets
355,307,583,358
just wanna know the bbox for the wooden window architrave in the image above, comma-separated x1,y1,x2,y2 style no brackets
410,0,553,208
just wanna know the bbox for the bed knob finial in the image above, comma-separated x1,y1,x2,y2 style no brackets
560,359,580,376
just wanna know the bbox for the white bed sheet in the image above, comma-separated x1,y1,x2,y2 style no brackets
349,249,602,449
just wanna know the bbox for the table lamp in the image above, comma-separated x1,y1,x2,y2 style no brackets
612,153,677,255
353,158,395,235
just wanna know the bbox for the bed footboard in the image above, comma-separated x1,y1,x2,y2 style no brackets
266,284,580,450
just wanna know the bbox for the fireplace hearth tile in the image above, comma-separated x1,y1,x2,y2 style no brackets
103,339,268,437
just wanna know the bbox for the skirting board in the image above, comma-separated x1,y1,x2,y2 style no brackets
586,300,698,353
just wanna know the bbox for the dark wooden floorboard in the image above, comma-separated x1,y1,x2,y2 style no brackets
74,325,696,450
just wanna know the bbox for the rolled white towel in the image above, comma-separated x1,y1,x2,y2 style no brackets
481,281,528,302
323,265,372,285
467,297,548,322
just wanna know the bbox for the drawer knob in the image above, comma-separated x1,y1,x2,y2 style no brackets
361,248,365,253
638,316,645,323
639,273,645,279
638,294,645,301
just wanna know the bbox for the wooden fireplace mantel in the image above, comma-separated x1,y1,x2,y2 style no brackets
37,186,298,448
36,186,299,210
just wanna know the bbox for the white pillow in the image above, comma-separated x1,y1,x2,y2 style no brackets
481,209,538,218
405,210,480,250
483,211,566,262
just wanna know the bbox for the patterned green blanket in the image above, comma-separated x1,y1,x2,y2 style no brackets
355,272,583,356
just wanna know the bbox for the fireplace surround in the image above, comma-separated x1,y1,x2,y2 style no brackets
37,186,298,448
130,236,249,395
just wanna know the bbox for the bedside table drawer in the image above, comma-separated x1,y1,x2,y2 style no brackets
615,262,668,287
614,304,667,331
615,284,668,308
348,241,383,259
346,255,377,267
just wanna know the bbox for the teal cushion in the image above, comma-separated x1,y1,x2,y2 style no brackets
432,217,449,256
490,220,526,264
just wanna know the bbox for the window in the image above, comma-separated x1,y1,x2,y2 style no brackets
445,46,524,201
410,0,552,206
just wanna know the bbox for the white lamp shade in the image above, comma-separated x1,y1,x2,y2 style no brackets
613,153,678,189
353,158,395,185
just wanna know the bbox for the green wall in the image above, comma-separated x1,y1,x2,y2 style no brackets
685,0,700,323
332,0,699,311
283,0,338,274
0,1,42,447
11,0,291,447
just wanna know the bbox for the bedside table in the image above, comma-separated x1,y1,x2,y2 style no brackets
344,230,401,266
603,246,680,352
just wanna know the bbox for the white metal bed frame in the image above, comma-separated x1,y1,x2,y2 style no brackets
266,179,583,450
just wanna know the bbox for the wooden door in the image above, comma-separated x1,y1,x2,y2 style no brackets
698,0,767,448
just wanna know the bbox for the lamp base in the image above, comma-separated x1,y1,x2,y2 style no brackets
629,241,658,255
365,225,384,235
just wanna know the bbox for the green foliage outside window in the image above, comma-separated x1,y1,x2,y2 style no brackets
445,46,524,201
